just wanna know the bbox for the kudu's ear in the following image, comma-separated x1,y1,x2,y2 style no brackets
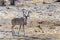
27,11,31,17
22,8,26,17
22,9,25,13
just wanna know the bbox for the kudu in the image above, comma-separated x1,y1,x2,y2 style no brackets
11,9,31,32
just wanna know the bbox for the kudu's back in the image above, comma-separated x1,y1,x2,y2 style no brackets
12,17,25,26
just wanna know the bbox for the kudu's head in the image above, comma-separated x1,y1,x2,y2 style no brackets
22,9,31,25
22,9,31,19
23,11,31,19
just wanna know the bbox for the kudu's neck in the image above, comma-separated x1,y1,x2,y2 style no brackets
23,16,28,25
24,16,28,21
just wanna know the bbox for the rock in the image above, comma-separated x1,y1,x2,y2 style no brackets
43,0,57,3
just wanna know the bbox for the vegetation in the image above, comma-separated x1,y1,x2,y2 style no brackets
49,26,56,29
37,25,42,30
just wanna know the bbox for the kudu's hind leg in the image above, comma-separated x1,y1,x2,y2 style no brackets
12,25,15,31
12,25,15,36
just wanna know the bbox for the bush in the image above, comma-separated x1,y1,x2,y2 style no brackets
37,25,42,30
49,26,56,29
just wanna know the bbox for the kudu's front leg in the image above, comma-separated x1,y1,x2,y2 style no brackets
18,25,21,35
19,25,21,31
23,24,24,31
23,24,25,36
